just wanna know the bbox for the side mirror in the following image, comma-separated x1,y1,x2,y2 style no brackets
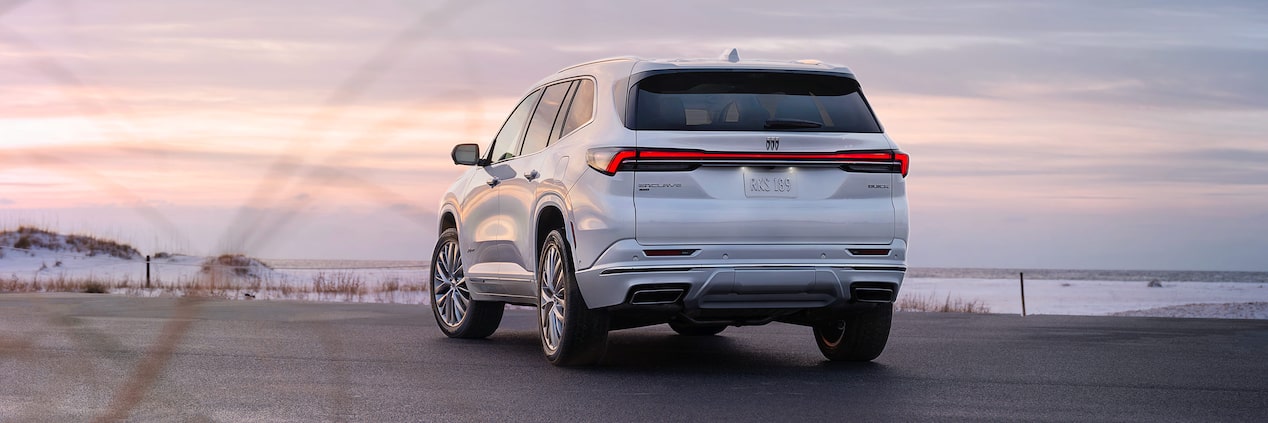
451,143,481,166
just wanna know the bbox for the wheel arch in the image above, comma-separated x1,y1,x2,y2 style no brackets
534,195,573,263
439,210,458,234
438,202,459,235
536,206,566,255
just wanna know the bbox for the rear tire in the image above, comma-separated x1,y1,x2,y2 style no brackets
429,228,503,339
668,321,727,336
812,303,892,362
538,229,608,366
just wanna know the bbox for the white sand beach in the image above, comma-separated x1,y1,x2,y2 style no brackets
3,232,1267,319
899,277,1268,319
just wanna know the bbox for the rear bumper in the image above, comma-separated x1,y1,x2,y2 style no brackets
573,239,907,310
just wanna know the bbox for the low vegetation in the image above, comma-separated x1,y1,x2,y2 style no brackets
200,254,273,277
0,226,141,260
1,227,430,302
82,281,108,294
1,267,427,303
1,273,131,294
896,292,991,314
312,271,367,301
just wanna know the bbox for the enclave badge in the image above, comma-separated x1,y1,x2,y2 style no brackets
766,136,780,151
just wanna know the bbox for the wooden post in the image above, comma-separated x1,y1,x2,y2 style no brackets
146,255,151,288
1019,272,1027,317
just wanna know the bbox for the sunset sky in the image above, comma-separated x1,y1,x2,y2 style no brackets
2,0,1266,271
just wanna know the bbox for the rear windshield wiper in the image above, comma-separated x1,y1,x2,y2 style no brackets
764,118,822,129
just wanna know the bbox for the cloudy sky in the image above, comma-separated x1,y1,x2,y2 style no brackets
1,0,1266,270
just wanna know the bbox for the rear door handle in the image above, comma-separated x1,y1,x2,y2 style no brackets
523,170,540,181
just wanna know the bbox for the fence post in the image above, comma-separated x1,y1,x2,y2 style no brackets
1019,272,1027,317
146,255,151,288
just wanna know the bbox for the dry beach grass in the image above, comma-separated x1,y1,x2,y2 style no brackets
896,292,991,314
1,227,428,302
2,227,1000,312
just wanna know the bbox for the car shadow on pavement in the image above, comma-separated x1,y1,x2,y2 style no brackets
469,326,894,374
601,332,892,372
433,313,898,373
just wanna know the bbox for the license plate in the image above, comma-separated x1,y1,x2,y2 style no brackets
744,169,797,198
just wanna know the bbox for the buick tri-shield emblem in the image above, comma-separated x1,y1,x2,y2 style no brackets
766,136,780,150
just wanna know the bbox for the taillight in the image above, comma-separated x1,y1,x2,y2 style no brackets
586,148,909,176
895,151,910,177
586,147,636,175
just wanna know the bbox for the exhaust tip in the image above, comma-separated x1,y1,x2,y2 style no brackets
629,288,685,305
851,282,898,303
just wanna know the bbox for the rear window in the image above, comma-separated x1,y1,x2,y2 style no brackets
632,71,881,133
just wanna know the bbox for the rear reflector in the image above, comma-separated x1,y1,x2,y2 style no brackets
848,249,892,256
643,249,698,257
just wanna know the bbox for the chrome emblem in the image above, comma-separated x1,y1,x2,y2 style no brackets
766,137,780,151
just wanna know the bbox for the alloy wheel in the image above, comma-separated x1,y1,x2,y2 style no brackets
538,243,567,352
432,239,470,327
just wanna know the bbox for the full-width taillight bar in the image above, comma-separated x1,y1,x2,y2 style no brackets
587,148,909,177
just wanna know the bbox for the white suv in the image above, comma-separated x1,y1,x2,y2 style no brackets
431,50,909,365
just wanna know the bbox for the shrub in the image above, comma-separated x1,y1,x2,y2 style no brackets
0,226,141,259
201,254,271,277
897,293,990,314
312,272,366,300
83,281,108,294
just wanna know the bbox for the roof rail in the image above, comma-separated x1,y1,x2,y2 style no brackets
556,56,640,73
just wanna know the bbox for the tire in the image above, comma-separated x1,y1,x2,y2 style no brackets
537,229,608,366
430,228,503,338
669,321,727,336
812,303,892,362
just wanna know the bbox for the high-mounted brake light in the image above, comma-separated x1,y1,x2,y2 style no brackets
586,148,910,176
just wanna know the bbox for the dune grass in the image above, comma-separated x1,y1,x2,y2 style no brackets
1,226,430,302
1,226,141,260
0,270,427,302
896,292,991,314
1,273,131,294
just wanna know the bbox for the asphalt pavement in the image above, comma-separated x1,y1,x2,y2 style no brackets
2,293,1266,422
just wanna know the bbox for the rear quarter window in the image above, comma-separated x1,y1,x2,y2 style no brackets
559,78,595,139
632,71,881,133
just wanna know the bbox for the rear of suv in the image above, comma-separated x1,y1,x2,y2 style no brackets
432,50,909,365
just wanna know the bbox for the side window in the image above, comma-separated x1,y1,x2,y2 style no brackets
559,79,595,139
520,81,572,156
548,82,578,145
489,89,543,163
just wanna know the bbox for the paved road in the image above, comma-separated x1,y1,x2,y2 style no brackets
1,293,1266,422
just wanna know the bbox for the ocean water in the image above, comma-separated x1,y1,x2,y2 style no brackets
908,267,1268,283
260,259,1268,283
261,259,428,271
